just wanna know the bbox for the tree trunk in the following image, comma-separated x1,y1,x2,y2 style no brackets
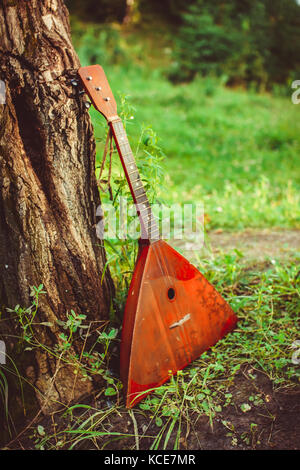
0,0,114,436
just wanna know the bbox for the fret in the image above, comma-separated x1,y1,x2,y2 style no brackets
118,137,128,145
139,207,150,215
134,191,146,201
131,177,141,184
133,183,143,191
115,134,127,142
150,234,160,241
136,201,150,210
114,126,125,134
124,159,135,168
141,212,158,224
135,199,148,208
113,121,124,134
134,187,146,196
137,208,150,218
141,212,151,220
135,193,147,200
128,168,138,176
143,216,158,226
111,119,160,242
114,129,127,138
123,158,135,167
122,151,133,158
122,153,133,160
123,159,135,168
123,157,134,165
149,227,160,236
121,149,133,158
142,223,159,238
136,200,148,209
115,124,124,134
119,142,131,151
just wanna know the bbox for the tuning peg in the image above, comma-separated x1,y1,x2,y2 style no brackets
70,79,79,86
84,101,92,109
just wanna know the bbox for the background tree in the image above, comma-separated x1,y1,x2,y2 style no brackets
168,0,300,88
0,0,114,439
65,0,127,23
65,0,300,89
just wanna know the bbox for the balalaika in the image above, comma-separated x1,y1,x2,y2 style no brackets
78,65,238,408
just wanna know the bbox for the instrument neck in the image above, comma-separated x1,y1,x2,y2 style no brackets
110,119,159,243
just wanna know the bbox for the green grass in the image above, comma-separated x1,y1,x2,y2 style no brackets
71,19,300,230
23,252,300,450
87,64,300,231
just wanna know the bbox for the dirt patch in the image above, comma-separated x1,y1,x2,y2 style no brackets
185,368,300,450
209,229,300,262
171,228,300,264
103,368,300,450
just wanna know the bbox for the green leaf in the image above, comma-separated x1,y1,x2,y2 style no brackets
104,387,117,396
155,417,163,427
108,328,118,339
240,403,251,413
37,425,45,436
197,393,205,401
40,322,54,327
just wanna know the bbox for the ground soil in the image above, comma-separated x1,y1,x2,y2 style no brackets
90,366,300,450
171,228,300,265
6,367,300,451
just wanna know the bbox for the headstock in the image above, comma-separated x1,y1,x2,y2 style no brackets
78,65,118,121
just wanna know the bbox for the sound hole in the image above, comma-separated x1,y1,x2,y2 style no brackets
167,288,175,300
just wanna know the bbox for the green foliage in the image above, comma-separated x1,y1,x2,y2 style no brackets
6,253,298,450
169,7,240,83
135,253,300,443
66,0,127,24
169,0,300,88
6,284,46,344
138,0,195,23
71,22,131,68
85,62,299,233
3,286,122,414
67,0,300,87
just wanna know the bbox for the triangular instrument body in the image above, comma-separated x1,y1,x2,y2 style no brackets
120,239,237,408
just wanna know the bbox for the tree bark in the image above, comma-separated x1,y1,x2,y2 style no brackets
0,0,114,433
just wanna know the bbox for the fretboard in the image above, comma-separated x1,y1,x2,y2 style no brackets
110,119,159,242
